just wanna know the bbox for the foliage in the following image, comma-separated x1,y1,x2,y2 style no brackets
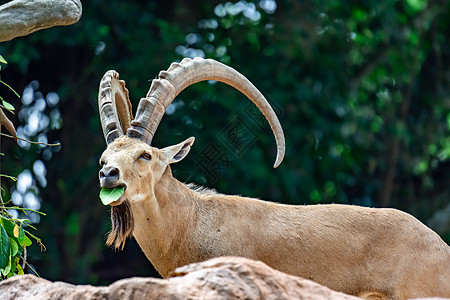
0,210,43,279
0,56,45,279
0,0,448,284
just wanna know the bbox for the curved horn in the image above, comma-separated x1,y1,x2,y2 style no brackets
127,57,285,168
98,70,133,144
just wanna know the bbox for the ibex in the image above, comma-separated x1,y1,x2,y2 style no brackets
97,57,450,300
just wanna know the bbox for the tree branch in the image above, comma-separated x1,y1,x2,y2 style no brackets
0,0,82,42
0,108,16,140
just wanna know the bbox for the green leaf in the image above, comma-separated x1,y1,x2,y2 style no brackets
0,254,11,276
9,238,18,257
99,187,125,205
0,55,6,64
0,225,10,268
0,217,15,237
2,99,15,112
10,256,19,275
17,225,25,245
7,257,19,278
16,262,24,275
22,231,32,247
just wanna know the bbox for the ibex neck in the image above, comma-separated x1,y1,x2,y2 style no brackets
130,166,198,277
155,167,197,206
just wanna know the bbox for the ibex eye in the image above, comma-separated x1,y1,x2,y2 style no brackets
139,153,152,161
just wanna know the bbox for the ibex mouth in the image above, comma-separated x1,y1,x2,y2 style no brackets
109,194,125,206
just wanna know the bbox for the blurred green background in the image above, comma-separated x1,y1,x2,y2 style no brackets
0,0,449,284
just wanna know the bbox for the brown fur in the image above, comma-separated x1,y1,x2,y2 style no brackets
99,136,450,300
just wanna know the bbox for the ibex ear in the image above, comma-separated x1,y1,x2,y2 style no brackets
163,137,195,164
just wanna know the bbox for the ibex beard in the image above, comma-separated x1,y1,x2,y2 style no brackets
106,199,134,250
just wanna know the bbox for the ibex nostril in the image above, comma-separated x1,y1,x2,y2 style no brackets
109,168,119,177
100,166,120,180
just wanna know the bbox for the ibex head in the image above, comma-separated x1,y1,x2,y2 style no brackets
97,57,285,249
99,136,195,205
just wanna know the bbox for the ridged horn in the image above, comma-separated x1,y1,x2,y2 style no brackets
98,70,133,144
127,57,285,168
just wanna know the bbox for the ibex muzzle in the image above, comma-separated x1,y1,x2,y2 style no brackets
97,58,450,300
99,166,120,188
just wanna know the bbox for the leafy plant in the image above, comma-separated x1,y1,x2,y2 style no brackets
0,210,45,278
0,55,46,279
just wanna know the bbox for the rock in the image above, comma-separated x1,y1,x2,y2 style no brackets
168,256,361,300
0,256,360,300
0,0,82,42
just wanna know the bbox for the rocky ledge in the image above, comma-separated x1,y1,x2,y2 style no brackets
0,256,359,299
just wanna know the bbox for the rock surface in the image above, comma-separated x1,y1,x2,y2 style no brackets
0,256,360,300
0,0,82,42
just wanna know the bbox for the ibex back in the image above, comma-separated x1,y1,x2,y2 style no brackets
97,58,450,300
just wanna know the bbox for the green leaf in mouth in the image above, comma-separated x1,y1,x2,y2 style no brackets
99,187,125,205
